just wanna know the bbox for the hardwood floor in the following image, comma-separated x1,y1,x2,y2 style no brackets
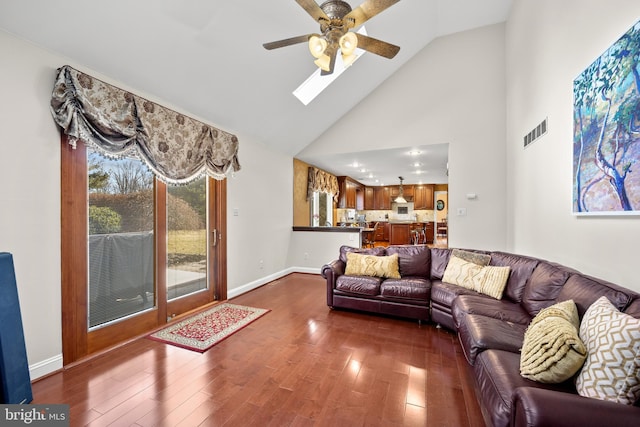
32,273,484,427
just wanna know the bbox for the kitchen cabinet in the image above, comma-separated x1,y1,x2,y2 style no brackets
364,187,374,210
337,176,363,209
374,222,390,241
389,223,411,245
413,184,434,210
390,185,414,199
373,186,391,210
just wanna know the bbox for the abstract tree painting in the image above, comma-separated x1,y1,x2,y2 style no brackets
574,19,640,215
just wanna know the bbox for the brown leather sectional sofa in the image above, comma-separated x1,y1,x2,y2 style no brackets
321,245,640,427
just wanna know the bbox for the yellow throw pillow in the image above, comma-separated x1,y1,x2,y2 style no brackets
345,252,401,279
442,255,483,290
520,300,587,383
442,256,510,299
473,265,511,300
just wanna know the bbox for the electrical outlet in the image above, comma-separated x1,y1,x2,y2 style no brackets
259,260,264,269
304,252,309,260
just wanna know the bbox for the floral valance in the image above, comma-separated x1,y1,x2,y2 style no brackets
307,167,339,202
50,65,240,184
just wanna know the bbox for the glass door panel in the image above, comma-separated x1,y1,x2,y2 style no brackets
167,178,208,300
87,148,155,329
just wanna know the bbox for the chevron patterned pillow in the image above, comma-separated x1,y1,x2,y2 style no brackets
576,296,640,405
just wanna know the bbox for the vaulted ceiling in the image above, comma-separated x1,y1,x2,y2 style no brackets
0,0,512,183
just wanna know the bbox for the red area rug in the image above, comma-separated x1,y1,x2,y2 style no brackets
148,303,269,352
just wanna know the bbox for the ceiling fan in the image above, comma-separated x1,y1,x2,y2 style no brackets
263,0,401,75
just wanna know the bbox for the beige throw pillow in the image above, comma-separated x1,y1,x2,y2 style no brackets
442,255,482,290
345,252,401,279
474,265,511,300
442,256,510,299
520,300,587,383
576,296,640,405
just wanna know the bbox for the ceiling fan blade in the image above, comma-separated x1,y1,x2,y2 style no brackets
320,46,338,76
344,0,400,27
295,0,330,23
355,33,400,59
263,34,315,50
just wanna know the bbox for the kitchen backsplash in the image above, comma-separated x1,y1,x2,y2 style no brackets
336,208,436,223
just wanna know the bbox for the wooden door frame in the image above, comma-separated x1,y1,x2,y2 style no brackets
61,137,227,365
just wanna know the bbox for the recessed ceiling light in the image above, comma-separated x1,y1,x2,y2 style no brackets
413,162,423,167
408,150,422,156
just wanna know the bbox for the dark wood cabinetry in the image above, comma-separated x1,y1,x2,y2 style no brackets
389,223,411,245
364,187,374,210
373,186,391,210
390,185,414,199
413,184,434,210
337,176,364,209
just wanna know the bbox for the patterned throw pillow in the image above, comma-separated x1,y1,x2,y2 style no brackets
442,255,483,290
576,296,640,405
473,265,511,300
345,252,401,279
442,256,510,299
451,249,491,266
520,300,587,383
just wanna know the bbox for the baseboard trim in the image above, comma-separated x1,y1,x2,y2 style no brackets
30,354,63,381
227,267,320,299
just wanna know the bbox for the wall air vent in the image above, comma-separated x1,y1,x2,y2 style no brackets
524,117,548,148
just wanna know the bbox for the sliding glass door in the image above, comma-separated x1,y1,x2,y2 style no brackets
61,140,227,364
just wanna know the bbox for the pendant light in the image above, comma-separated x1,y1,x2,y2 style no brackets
394,176,407,204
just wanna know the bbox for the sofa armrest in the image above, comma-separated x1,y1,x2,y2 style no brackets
512,387,640,427
321,259,345,307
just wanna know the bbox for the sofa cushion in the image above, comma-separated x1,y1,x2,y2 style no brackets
489,252,540,303
453,295,531,329
430,248,452,279
335,275,383,296
339,245,386,263
457,314,528,365
576,296,640,405
345,252,401,279
431,281,480,308
557,274,632,319
386,245,431,278
520,300,587,383
474,349,576,427
624,298,640,318
380,277,431,301
522,261,571,317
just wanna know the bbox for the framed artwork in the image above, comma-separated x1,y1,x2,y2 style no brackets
573,18,640,215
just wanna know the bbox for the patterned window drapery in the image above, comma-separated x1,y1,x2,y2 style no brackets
307,167,339,202
50,65,240,184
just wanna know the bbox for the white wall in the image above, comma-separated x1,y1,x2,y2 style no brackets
0,29,295,379
298,24,507,251
505,0,640,291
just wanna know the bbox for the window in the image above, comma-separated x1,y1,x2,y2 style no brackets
311,191,333,226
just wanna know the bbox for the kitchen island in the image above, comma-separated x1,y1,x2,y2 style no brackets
388,221,434,245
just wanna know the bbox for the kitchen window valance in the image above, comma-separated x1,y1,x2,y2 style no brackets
307,167,339,202
50,65,240,184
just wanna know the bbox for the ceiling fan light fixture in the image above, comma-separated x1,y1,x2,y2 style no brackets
308,35,327,59
314,55,332,72
339,31,358,56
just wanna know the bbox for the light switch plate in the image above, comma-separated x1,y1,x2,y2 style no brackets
457,208,467,216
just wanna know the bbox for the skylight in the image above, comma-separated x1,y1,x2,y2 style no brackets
293,26,368,106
